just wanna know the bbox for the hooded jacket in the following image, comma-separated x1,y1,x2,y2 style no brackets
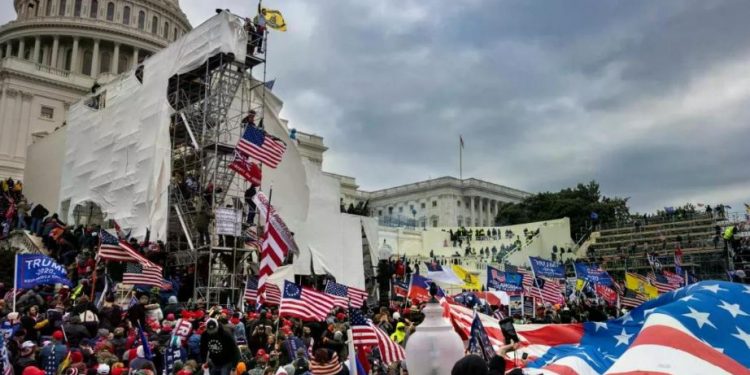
200,319,240,367
389,322,406,344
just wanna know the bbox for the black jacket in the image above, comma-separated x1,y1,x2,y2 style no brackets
200,323,240,367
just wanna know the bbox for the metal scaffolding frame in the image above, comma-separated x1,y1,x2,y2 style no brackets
166,30,269,306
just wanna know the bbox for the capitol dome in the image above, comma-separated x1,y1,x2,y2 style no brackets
1,0,191,76
0,0,192,178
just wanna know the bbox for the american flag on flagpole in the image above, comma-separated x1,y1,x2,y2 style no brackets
123,262,165,287
244,277,258,302
252,191,296,305
647,272,678,294
324,280,368,309
279,281,335,321
265,283,282,305
236,125,287,168
518,268,563,304
349,308,405,365
98,229,155,266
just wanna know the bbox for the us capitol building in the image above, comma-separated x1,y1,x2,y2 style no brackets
0,0,190,179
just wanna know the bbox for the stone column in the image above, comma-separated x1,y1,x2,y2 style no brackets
17,39,25,59
131,47,139,68
32,37,41,63
111,42,120,73
0,89,19,157
4,41,11,57
70,37,79,72
50,36,59,68
91,39,100,77
15,92,33,158
468,196,475,227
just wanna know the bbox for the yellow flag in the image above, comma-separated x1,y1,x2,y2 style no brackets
576,279,586,291
451,264,482,290
261,8,287,32
625,273,658,299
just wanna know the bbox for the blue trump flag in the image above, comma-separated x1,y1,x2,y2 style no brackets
573,262,613,286
467,313,495,361
15,254,73,288
529,256,565,279
486,265,524,292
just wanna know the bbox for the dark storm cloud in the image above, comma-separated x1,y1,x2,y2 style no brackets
179,0,750,211
3,1,748,212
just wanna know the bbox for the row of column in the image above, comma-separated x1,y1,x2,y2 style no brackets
1,36,142,77
466,196,502,227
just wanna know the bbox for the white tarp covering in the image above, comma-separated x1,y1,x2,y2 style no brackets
59,12,247,240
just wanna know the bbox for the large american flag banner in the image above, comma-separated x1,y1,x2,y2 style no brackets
445,281,750,374
279,281,335,321
324,280,368,309
349,308,405,365
236,125,287,168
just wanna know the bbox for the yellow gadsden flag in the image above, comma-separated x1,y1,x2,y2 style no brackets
452,264,482,291
261,8,287,32
625,272,658,299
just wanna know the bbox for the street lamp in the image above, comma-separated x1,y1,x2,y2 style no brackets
405,284,465,375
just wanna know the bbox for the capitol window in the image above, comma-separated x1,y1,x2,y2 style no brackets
421,202,425,209
106,2,114,21
457,200,461,207
163,21,170,39
432,201,437,207
46,0,53,16
138,11,145,29
59,0,67,16
151,16,158,34
74,0,82,17
399,207,403,213
122,6,130,25
40,106,54,120
90,0,98,18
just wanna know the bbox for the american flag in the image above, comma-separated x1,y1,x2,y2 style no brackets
324,280,368,309
662,269,684,287
349,308,378,346
620,293,647,308
236,125,286,168
279,281,335,321
265,283,282,305
244,277,259,302
229,151,262,186
525,281,750,374
98,229,154,266
518,268,564,304
349,308,405,365
123,262,165,287
252,192,296,305
647,272,677,294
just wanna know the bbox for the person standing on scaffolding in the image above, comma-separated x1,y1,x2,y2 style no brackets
253,4,266,54
241,109,257,128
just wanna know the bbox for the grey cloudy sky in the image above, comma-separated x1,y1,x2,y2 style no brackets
3,0,749,213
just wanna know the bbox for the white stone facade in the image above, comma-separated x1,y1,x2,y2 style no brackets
293,130,531,226
361,177,531,228
0,0,191,179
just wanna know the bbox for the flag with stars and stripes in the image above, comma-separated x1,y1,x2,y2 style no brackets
349,308,405,365
510,281,750,374
123,262,165,287
324,280,368,309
